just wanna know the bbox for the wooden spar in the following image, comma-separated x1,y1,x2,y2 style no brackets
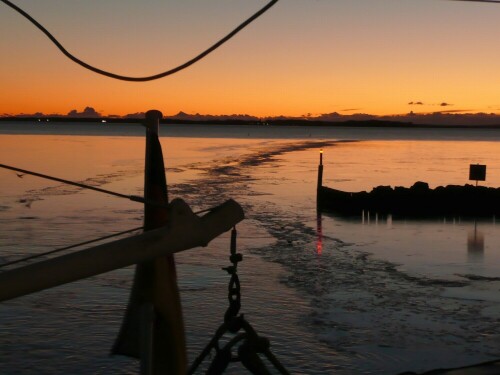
0,198,244,303
112,110,185,374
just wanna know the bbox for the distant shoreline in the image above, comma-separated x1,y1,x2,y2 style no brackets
1,117,500,129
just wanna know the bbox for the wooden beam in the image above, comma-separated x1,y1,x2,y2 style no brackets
0,198,244,303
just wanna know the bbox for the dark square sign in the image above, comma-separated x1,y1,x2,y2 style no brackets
469,164,486,181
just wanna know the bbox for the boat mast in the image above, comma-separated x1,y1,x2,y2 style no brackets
113,110,187,374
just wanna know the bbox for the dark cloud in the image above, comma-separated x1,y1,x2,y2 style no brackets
434,109,473,114
67,106,101,118
12,112,63,118
123,112,146,119
316,112,342,120
408,101,453,107
341,108,362,112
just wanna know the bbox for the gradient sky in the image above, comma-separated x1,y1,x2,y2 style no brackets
1,0,499,117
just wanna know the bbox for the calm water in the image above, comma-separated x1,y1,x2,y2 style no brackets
0,122,499,374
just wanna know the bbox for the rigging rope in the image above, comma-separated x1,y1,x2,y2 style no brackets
0,163,220,215
0,163,166,208
0,226,144,269
0,0,279,82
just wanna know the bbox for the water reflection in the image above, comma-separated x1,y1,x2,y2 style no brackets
361,210,387,227
322,210,500,280
316,213,323,255
358,213,491,263
467,221,485,262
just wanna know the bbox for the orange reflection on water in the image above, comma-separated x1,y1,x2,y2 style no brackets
316,213,323,255
468,221,485,262
0,134,268,193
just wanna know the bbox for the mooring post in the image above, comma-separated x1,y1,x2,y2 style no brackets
317,149,323,190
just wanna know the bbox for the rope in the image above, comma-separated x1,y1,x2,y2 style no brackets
1,0,498,82
0,0,279,82
0,226,144,269
0,163,167,209
0,164,236,218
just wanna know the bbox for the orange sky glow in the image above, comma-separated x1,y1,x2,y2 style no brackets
1,0,499,118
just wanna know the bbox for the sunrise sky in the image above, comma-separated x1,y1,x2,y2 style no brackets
1,0,499,118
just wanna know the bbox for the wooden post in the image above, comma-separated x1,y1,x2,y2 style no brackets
112,110,187,374
140,303,155,375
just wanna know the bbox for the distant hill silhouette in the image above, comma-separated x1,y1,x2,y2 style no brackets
2,108,500,127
